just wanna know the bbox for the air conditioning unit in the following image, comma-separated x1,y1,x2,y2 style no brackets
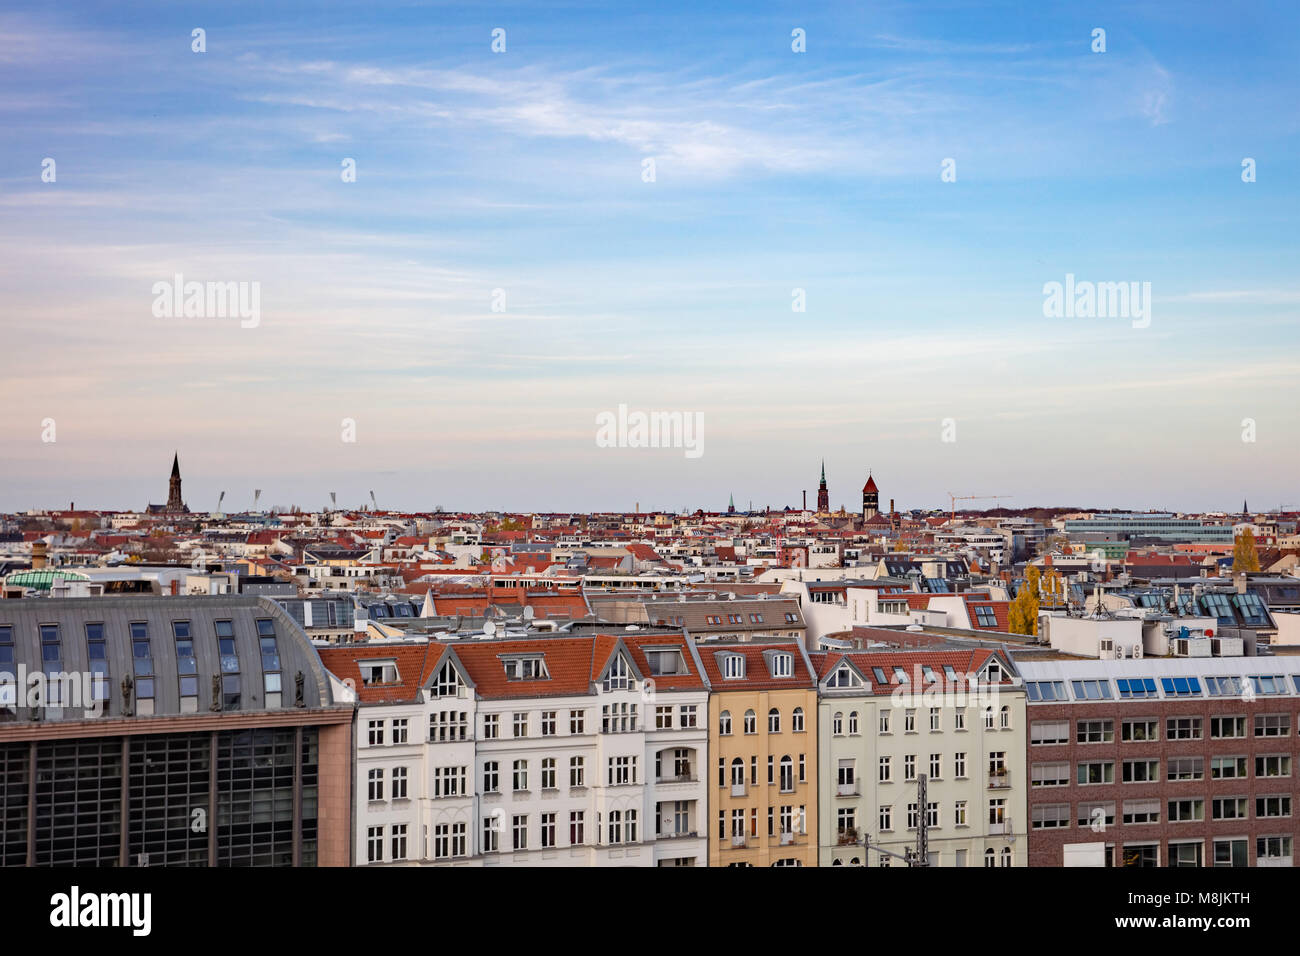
1132,643,1143,659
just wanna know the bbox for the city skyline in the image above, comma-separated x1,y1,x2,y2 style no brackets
2,0,1297,511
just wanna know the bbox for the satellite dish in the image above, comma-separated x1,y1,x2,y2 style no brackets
523,606,535,620
482,620,497,637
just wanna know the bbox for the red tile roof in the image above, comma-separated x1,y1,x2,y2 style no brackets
697,642,815,691
317,642,448,704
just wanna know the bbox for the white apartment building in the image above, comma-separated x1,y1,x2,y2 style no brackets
814,649,1028,868
319,633,709,867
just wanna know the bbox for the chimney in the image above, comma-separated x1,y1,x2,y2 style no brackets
802,490,807,511
31,541,48,570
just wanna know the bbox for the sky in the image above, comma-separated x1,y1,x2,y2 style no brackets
1,0,1297,515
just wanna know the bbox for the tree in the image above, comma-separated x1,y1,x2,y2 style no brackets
1233,528,1260,573
1009,567,1041,636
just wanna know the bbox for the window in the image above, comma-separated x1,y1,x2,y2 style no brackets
503,656,549,681
483,762,499,793
1078,762,1114,785
392,766,408,799
999,706,1011,730
768,708,781,733
1121,719,1157,742
878,805,892,831
513,815,528,851
541,758,557,790
608,755,636,786
1160,676,1201,697
930,708,941,731
848,712,858,734
513,712,528,738
983,707,994,730
367,768,384,801
954,752,966,778
1256,755,1291,778
540,813,557,848
1255,714,1290,737
1168,799,1204,822
1032,804,1070,829
779,756,794,792
513,760,529,792
541,711,557,736
1204,675,1244,697
954,801,967,826
1078,802,1114,829
367,826,383,863
1167,757,1203,781
929,754,942,779
1210,756,1247,780
1250,675,1288,696
483,714,499,740
570,709,586,734
1077,719,1113,744
721,654,745,679
1123,760,1159,783
570,811,585,845
903,755,916,781
1031,721,1068,745
430,710,468,742
905,710,916,733
827,665,862,688
1210,716,1246,739
974,606,997,627
1167,716,1202,740
603,654,631,691
879,710,890,734
906,803,919,831
432,660,459,697
743,710,757,734
1212,839,1247,868
791,707,804,732
367,720,384,747
1025,680,1068,702
131,623,154,714
878,756,891,782
1258,835,1292,863
1070,680,1113,701
719,710,733,735
1211,797,1248,821
569,756,585,788
768,653,793,678
1256,795,1291,819
1031,762,1069,787
1114,678,1157,699
1168,842,1202,867
482,816,500,854
1122,800,1160,825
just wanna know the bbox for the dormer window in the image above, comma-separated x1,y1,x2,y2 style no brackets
360,659,399,686
503,656,549,681
986,662,1002,682
433,660,460,697
644,648,686,676
827,664,862,689
768,652,793,679
721,653,745,679
893,666,909,684
603,654,632,691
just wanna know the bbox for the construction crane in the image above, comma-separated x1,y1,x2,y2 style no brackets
947,493,1013,523
214,491,225,515
369,490,378,512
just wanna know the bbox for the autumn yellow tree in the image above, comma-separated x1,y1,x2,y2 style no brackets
1009,566,1042,636
1233,528,1260,573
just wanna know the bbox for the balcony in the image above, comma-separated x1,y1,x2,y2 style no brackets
989,821,1007,835
836,782,859,797
731,783,746,797
988,770,1010,789
658,772,697,785
836,828,859,846
779,831,795,846
731,834,748,847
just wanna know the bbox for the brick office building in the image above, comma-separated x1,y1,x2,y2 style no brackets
1018,657,1300,867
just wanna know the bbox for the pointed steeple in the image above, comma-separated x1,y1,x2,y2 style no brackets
820,459,825,482
171,452,181,479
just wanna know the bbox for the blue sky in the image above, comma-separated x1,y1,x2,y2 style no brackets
1,0,1297,513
